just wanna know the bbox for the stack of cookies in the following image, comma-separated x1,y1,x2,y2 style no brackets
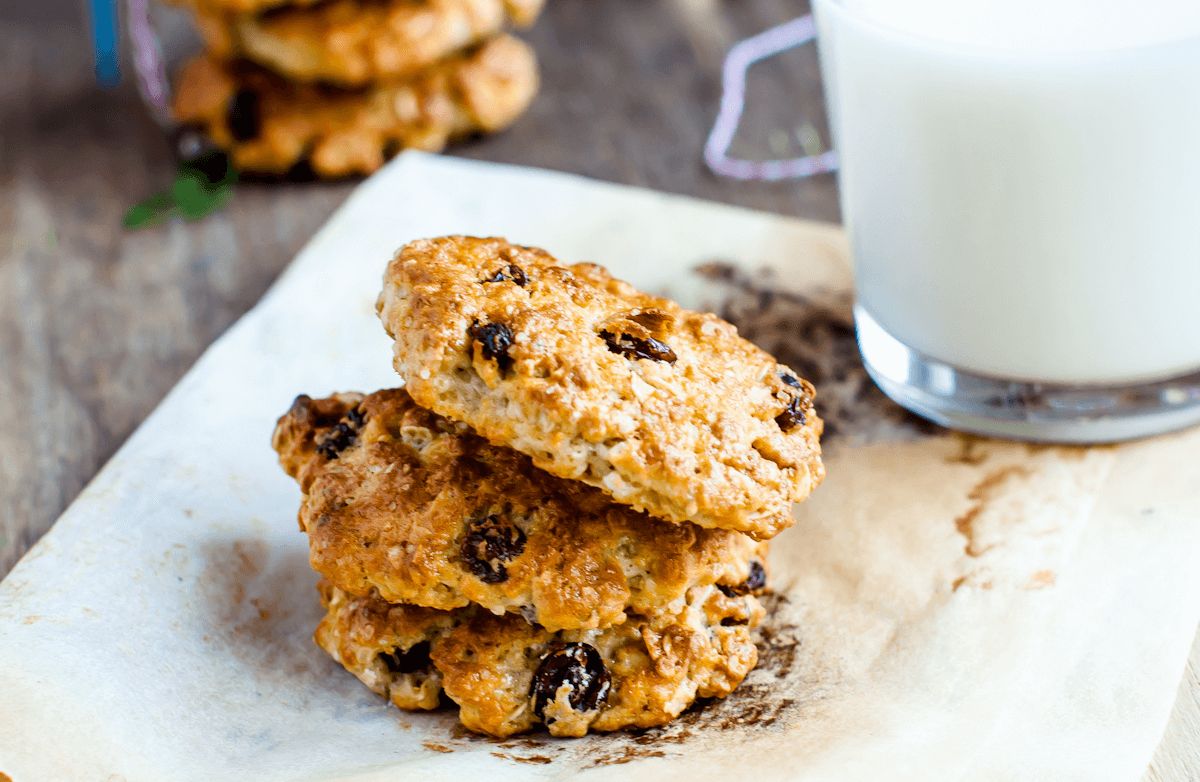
271,236,825,737
168,0,543,178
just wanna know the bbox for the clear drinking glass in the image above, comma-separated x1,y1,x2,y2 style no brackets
812,0,1200,442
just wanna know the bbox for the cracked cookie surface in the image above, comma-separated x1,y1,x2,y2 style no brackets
377,236,825,539
273,389,767,631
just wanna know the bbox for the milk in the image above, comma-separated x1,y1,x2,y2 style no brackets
814,0,1200,384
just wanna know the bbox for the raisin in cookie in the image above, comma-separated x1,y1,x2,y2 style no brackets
171,36,537,177
273,389,767,632
315,581,453,711
376,237,825,540
315,580,764,737
191,0,544,87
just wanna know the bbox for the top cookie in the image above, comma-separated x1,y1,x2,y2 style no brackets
377,236,825,539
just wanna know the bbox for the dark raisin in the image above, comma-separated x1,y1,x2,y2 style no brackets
775,396,808,431
775,373,811,431
380,641,431,674
227,89,262,142
283,158,318,183
745,560,767,590
315,407,364,460
460,515,526,583
482,263,527,287
315,422,354,459
600,330,677,364
530,643,611,721
171,125,231,186
468,320,515,374
719,560,767,597
382,138,404,160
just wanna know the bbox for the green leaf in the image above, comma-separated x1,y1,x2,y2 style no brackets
172,170,233,221
188,183,233,221
123,158,238,229
122,192,175,230
171,171,205,215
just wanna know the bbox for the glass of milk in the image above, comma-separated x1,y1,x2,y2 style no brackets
812,0,1200,442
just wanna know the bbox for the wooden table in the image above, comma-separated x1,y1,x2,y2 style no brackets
0,0,1195,777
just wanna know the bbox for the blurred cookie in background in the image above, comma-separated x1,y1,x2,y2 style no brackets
190,0,545,86
171,34,538,178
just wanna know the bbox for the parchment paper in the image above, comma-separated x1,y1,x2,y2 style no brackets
1,152,1197,782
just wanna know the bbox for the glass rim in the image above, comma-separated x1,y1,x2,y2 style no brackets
812,0,1200,60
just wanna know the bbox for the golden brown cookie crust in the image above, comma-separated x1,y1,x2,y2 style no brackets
314,580,452,711
315,581,764,737
273,389,768,632
376,237,825,540
192,0,545,87
170,35,538,177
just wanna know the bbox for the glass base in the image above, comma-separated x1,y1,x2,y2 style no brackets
855,305,1200,443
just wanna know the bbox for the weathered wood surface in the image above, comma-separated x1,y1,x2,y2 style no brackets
0,0,1193,777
